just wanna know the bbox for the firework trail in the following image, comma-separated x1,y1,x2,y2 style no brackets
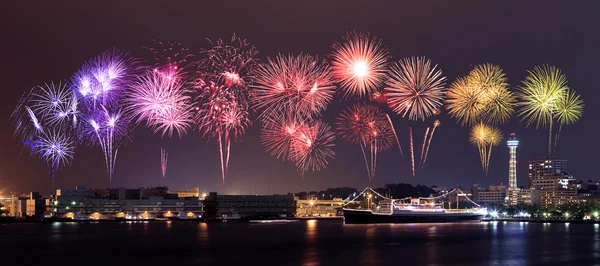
252,54,336,120
330,31,390,98
419,127,430,167
194,35,259,183
408,127,415,176
337,104,393,181
385,114,403,158
72,48,136,181
516,65,583,155
160,148,168,178
422,120,440,168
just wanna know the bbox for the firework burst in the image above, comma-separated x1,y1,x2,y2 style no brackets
252,54,336,120
11,84,77,185
292,121,336,174
386,57,447,121
127,70,193,138
143,39,196,78
446,63,515,126
330,31,390,98
516,65,583,154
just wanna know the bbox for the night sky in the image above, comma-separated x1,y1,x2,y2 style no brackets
1,1,599,195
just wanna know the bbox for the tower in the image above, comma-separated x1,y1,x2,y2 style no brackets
507,133,519,189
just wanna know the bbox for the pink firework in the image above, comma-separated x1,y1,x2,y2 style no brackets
127,70,193,138
385,57,447,121
330,31,390,98
252,54,336,120
336,104,394,181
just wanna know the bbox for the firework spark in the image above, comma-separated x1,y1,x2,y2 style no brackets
419,127,430,168
161,148,168,178
330,31,390,98
336,104,394,181
408,127,415,176
386,57,447,121
252,54,336,120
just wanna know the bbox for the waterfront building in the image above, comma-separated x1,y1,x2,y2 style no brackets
507,133,519,189
471,185,507,205
204,193,296,220
528,158,568,187
296,198,344,217
53,186,203,219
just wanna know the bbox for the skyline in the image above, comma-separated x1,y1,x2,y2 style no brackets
1,1,598,195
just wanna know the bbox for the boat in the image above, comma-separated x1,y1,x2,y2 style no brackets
343,189,486,224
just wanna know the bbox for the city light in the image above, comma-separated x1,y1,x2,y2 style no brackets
594,212,599,218
71,201,76,205
564,212,570,218
490,210,498,217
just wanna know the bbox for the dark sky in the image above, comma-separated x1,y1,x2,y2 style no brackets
1,1,599,195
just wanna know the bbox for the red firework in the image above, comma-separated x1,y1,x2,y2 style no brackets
336,104,394,181
330,31,390,98
252,54,336,120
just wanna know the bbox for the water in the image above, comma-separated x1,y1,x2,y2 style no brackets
1,220,599,265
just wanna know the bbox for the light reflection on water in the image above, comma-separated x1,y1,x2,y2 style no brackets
4,220,600,265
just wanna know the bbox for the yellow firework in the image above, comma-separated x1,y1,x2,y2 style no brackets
555,88,583,126
446,63,515,126
516,65,567,129
516,65,583,155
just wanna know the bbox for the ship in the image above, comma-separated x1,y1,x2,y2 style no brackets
343,188,486,223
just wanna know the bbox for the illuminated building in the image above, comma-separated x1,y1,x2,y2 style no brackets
531,189,577,208
52,186,203,220
528,158,568,187
296,198,344,217
507,133,519,189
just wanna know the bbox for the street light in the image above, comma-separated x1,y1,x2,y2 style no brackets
564,212,570,219
593,212,599,219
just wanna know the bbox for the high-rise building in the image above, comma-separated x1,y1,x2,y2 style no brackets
507,133,519,189
528,158,568,187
